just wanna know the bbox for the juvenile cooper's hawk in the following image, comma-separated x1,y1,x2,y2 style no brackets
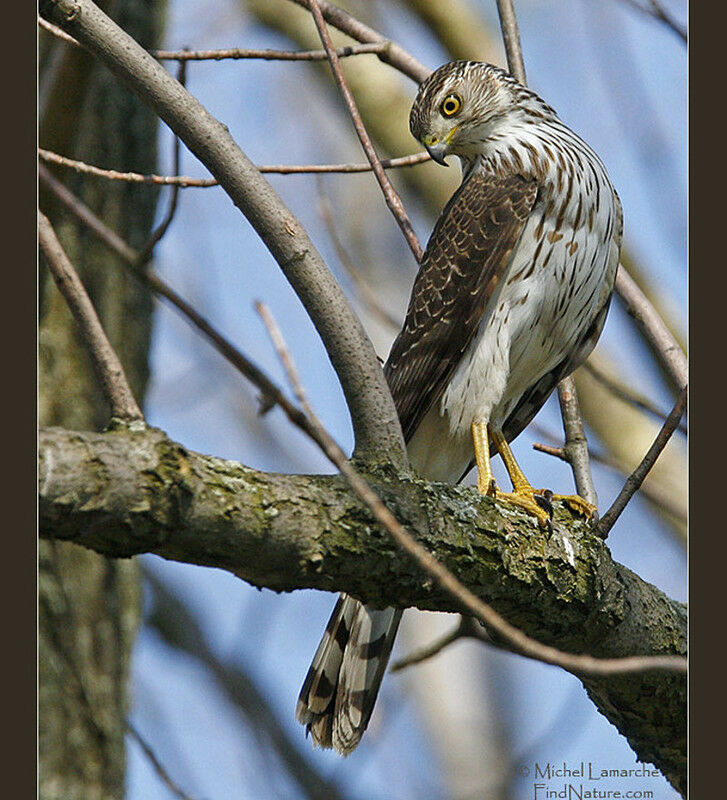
297,61,623,754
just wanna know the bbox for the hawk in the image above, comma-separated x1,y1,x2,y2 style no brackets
297,61,622,754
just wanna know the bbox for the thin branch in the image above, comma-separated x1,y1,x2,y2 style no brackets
614,266,687,393
39,17,393,62
617,0,687,43
582,361,687,435
126,721,199,800
254,302,685,678
38,15,78,45
556,378,598,507
38,210,144,422
288,0,430,83
495,0,527,84
306,0,423,263
390,624,462,672
596,387,687,538
39,0,406,468
391,616,493,671
39,164,326,448
531,431,687,525
151,42,390,62
39,147,430,184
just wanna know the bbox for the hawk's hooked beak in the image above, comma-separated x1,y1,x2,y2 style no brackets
422,136,450,167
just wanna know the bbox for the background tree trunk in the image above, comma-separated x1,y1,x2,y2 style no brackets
38,2,167,797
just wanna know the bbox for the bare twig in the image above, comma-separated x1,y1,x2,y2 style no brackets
390,616,489,672
38,15,78,45
39,17,392,62
39,147,430,184
151,42,390,62
582,361,687,435
288,0,430,83
615,267,687,393
306,0,423,263
617,0,687,43
255,301,684,677
126,721,199,800
556,378,598,507
390,623,463,672
38,210,143,422
495,0,527,84
596,387,687,538
531,432,687,526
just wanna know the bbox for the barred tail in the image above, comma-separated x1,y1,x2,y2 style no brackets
296,594,403,754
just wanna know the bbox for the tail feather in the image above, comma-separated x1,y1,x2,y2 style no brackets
296,594,402,754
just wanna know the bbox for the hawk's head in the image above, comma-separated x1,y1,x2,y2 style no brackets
409,61,555,166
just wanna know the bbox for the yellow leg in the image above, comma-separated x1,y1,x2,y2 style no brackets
491,428,597,520
472,422,550,527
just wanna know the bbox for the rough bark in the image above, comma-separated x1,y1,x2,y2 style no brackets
38,2,167,797
39,424,686,794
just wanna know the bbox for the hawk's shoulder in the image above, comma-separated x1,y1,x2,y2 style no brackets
384,169,538,442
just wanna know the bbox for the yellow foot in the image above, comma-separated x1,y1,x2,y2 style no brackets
536,490,597,519
489,486,552,528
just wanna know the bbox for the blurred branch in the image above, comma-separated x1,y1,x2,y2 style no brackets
307,0,424,262
38,211,144,423
596,387,687,538
617,0,687,43
126,722,200,800
391,616,489,672
39,0,407,468
403,0,501,63
135,58,187,265
582,361,687,435
143,572,353,800
316,179,402,331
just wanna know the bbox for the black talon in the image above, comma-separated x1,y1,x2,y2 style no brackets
534,488,554,518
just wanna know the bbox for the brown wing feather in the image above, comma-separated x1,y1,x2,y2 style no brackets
384,171,538,443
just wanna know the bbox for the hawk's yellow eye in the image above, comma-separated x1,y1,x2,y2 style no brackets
440,94,462,117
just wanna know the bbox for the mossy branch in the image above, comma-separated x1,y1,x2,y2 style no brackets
39,424,686,794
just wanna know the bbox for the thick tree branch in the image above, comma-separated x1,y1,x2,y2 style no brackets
39,0,406,469
39,425,685,791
